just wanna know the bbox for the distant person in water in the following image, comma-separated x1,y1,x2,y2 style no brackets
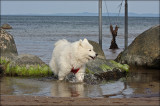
109,25,119,49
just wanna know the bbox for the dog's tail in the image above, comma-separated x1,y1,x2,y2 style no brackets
54,39,69,47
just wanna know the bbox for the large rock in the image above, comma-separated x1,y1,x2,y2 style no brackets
116,25,160,69
0,28,18,59
85,58,128,84
11,54,46,67
67,58,128,84
1,24,12,29
84,41,128,83
88,40,106,59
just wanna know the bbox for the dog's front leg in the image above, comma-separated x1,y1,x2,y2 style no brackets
75,65,85,82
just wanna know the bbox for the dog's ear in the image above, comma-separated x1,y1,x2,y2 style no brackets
79,39,83,46
79,39,82,44
83,38,88,43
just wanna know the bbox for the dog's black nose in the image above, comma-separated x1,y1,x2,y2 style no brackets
96,53,98,56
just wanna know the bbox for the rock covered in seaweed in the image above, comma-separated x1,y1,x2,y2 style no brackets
85,58,129,83
1,55,52,77
0,29,51,77
85,40,129,82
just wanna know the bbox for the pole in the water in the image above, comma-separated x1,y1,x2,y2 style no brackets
99,0,102,48
124,0,128,49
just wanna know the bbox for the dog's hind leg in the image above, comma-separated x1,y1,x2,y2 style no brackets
58,66,71,81
49,58,58,76
58,70,69,81
58,72,66,81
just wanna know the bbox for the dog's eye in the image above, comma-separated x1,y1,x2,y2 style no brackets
89,50,91,51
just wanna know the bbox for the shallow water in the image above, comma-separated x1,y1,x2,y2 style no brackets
1,67,159,98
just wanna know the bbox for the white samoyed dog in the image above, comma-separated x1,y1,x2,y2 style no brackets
49,38,98,82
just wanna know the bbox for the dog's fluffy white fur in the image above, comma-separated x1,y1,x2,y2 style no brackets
49,38,97,82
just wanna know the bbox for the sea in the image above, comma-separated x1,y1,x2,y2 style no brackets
1,15,159,64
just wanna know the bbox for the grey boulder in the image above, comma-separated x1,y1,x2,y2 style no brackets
116,25,160,69
0,28,18,59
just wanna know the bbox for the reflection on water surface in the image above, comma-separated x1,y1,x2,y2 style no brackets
0,67,159,98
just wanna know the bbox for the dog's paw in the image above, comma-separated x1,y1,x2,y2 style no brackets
76,77,84,83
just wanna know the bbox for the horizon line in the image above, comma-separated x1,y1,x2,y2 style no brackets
1,12,159,16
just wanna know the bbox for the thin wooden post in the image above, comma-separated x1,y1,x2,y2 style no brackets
99,0,102,48
125,0,128,49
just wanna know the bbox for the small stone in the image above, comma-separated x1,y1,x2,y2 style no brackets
1,24,12,29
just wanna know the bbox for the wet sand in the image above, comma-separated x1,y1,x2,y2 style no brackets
1,95,159,105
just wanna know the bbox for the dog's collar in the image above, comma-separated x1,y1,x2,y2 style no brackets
71,67,80,74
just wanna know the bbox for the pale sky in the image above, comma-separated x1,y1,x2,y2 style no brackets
1,1,159,15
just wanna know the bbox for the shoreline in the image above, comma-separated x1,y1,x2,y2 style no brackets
1,95,159,105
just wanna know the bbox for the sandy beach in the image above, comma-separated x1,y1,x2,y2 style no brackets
0,95,159,105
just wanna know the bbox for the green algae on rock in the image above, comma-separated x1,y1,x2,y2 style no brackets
85,58,129,81
1,57,128,82
0,58,53,77
6,65,53,77
110,60,129,72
